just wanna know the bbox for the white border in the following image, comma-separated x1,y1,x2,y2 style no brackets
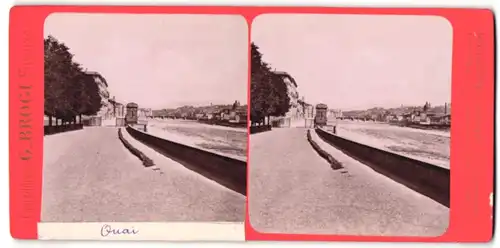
38,222,245,241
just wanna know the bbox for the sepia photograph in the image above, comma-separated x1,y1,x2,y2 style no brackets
249,14,452,236
42,13,248,224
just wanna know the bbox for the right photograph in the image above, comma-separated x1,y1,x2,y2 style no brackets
249,14,452,236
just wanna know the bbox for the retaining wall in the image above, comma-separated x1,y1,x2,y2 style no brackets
44,124,84,136
250,125,272,134
315,128,450,207
126,126,246,195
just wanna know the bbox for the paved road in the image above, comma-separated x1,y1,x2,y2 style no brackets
42,127,244,222
249,128,449,236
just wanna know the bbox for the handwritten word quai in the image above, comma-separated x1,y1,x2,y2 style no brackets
100,224,139,237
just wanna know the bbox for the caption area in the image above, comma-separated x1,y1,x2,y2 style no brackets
37,222,244,241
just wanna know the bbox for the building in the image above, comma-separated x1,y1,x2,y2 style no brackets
138,108,152,119
99,96,126,119
328,109,343,118
386,114,404,122
304,103,315,118
274,71,301,118
230,106,248,123
86,71,110,102
115,103,125,118
203,108,217,120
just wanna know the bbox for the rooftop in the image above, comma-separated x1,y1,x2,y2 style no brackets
274,71,298,88
126,102,138,108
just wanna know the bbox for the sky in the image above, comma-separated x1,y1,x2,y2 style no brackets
252,14,453,111
44,13,248,109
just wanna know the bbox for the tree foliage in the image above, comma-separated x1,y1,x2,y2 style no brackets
250,42,291,125
44,35,108,125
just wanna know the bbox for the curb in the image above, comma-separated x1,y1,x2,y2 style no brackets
306,129,343,170
118,128,155,168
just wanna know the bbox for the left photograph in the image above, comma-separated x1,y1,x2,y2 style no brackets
42,13,248,222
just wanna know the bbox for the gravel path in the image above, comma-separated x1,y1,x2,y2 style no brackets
248,128,449,236
42,127,244,222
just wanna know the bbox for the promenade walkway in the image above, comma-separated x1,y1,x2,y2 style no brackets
248,128,448,236
42,127,244,222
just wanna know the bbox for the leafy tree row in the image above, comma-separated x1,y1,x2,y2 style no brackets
44,35,109,126
250,43,291,125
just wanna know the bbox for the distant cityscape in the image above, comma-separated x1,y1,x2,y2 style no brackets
260,69,451,128
331,102,451,125
91,97,248,126
151,100,248,123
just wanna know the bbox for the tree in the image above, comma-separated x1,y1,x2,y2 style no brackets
250,43,271,124
250,72,274,124
250,42,291,125
44,36,78,124
80,73,104,116
44,35,108,126
269,72,291,117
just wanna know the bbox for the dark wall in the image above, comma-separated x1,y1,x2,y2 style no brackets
315,128,450,207
126,126,247,196
44,124,83,136
250,125,272,134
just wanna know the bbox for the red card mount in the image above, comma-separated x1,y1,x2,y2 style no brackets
9,6,494,242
